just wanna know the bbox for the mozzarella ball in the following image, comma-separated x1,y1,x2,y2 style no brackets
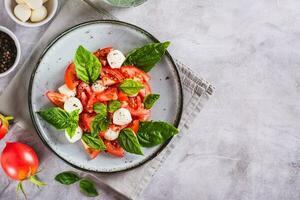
30,6,47,22
64,97,83,113
113,108,132,125
58,84,76,97
25,0,43,9
92,81,107,93
16,0,26,4
14,4,31,22
107,50,126,69
104,128,120,141
65,127,82,143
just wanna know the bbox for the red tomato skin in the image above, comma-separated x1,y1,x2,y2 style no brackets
65,63,79,90
127,120,140,134
1,142,39,180
118,91,129,101
0,125,8,140
46,91,67,108
104,140,125,157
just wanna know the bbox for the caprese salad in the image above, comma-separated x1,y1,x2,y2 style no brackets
37,42,179,159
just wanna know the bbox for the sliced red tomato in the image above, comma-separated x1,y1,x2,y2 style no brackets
127,120,140,134
128,96,142,110
77,82,93,97
86,93,98,113
81,139,101,159
65,63,79,90
120,66,150,82
81,113,96,132
96,87,118,102
46,91,67,107
101,67,125,86
139,81,151,98
104,140,125,157
94,47,113,66
118,91,129,101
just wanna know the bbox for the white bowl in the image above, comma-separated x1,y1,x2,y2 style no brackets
4,0,58,28
0,26,21,77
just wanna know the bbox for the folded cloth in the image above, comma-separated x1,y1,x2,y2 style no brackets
0,0,214,199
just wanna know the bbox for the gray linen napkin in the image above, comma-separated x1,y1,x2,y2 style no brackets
0,1,214,199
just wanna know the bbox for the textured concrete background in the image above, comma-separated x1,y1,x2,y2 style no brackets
1,0,300,199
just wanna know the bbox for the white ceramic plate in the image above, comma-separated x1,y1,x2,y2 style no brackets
29,20,183,172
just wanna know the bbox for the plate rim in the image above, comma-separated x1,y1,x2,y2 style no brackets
28,19,183,173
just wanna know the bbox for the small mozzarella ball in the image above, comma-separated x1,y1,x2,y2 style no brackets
25,0,43,9
58,84,76,97
65,127,82,143
104,128,119,141
113,108,132,126
30,6,47,22
16,0,26,4
64,97,83,113
92,81,107,93
107,50,126,69
14,4,31,22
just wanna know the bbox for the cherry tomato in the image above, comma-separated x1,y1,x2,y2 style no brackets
96,87,118,102
127,120,140,134
0,114,11,140
64,63,79,90
120,65,150,82
104,140,124,157
118,91,129,101
81,139,101,159
46,91,67,108
94,47,113,66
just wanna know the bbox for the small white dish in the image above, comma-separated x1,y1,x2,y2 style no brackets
4,0,58,28
0,26,21,77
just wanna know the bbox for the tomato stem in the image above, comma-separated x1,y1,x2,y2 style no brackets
29,175,46,187
5,116,13,121
16,181,27,200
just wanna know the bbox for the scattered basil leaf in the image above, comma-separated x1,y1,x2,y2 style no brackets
66,109,80,138
123,41,170,72
82,134,106,151
55,171,80,185
108,100,121,113
144,94,160,109
91,114,109,137
119,79,144,95
93,103,107,115
74,45,101,84
37,107,70,129
137,121,179,147
118,128,143,155
79,179,99,197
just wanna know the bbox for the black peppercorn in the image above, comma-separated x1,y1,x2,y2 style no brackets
0,31,17,74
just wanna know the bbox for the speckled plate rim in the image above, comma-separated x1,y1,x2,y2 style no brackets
28,19,183,173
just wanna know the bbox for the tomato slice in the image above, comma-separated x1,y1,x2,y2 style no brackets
94,47,113,66
139,81,151,98
81,139,101,159
104,140,125,157
96,87,118,102
118,91,129,101
121,66,150,82
101,67,125,86
127,120,140,134
81,113,96,132
46,91,67,107
128,96,142,110
65,63,79,90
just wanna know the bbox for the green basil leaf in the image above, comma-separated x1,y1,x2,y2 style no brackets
93,103,107,115
74,45,101,83
144,94,160,109
91,114,109,137
118,128,143,155
55,171,80,185
37,107,70,129
137,121,179,147
82,134,106,151
66,109,80,138
108,100,121,113
79,179,99,197
119,79,144,95
123,41,170,72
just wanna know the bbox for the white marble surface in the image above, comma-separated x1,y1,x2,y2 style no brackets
1,0,300,199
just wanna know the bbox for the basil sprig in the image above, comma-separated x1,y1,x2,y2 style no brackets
74,45,101,84
108,100,121,113
82,134,106,151
55,171,99,197
79,179,99,197
137,121,179,147
55,171,80,185
144,94,160,109
118,128,143,155
37,108,80,138
119,79,144,95
123,41,170,72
